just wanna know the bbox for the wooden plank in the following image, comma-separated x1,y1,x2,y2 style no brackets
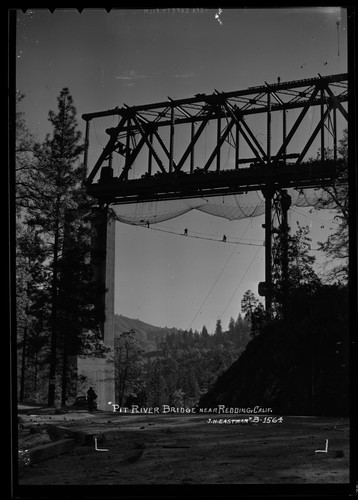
19,439,75,467
47,424,100,445
47,424,119,445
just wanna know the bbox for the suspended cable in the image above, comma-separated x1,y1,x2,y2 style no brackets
291,207,340,228
223,139,231,169
188,217,256,328
93,119,104,147
224,114,236,150
219,245,263,321
204,123,207,163
189,244,239,329
130,133,136,179
148,225,263,246
156,223,263,243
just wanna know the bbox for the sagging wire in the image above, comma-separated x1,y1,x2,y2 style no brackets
93,119,104,147
158,223,262,243
219,245,263,321
188,217,257,328
291,207,339,228
149,225,263,247
189,243,239,329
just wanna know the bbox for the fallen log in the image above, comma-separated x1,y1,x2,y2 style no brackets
18,439,75,467
47,424,103,445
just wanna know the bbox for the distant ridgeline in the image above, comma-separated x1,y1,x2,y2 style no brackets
198,285,349,417
114,314,251,355
114,314,175,352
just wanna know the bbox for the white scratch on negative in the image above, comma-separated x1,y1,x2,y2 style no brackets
94,437,109,452
215,8,223,25
315,439,328,453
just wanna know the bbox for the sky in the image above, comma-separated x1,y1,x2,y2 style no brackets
15,7,348,333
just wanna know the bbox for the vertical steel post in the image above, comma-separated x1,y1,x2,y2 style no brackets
235,122,239,170
216,111,221,172
148,131,153,176
125,119,131,180
282,108,287,162
190,122,195,173
321,88,325,161
267,92,271,164
280,190,291,319
169,106,175,173
262,187,273,319
84,120,90,173
333,106,337,162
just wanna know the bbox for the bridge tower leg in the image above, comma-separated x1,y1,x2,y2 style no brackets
77,206,116,411
279,190,292,319
261,186,274,320
259,188,292,321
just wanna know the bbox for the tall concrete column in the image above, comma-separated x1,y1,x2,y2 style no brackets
77,207,116,411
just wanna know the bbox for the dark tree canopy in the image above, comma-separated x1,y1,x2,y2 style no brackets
16,88,106,406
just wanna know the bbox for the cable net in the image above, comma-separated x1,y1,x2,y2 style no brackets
112,188,334,226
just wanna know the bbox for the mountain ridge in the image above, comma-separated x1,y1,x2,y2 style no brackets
114,314,177,352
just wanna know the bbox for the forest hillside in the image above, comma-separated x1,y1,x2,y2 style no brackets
114,314,176,352
199,285,349,416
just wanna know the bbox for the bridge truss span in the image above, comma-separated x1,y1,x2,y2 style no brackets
83,72,347,205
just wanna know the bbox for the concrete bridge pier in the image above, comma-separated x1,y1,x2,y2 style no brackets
77,206,116,411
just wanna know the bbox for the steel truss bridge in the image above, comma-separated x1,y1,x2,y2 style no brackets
83,73,348,317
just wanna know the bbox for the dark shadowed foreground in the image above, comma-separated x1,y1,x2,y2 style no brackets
17,410,349,485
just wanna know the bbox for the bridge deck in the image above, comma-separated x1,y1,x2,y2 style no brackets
87,160,344,205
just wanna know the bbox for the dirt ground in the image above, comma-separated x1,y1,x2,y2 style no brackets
16,408,350,485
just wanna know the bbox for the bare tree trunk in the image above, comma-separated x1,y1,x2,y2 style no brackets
34,350,38,393
48,220,60,407
19,325,28,402
61,337,68,407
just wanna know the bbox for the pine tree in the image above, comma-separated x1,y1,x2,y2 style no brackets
228,316,236,341
201,325,209,336
214,319,223,337
57,208,108,405
147,358,168,406
26,88,85,406
250,302,266,338
241,290,266,337
16,224,48,401
15,91,37,212
115,330,144,405
235,313,251,349
241,290,258,320
317,129,349,283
